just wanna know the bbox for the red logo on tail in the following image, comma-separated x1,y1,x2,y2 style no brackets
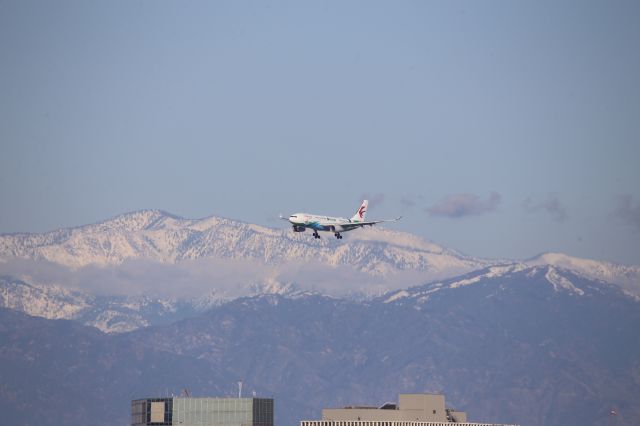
358,205,366,218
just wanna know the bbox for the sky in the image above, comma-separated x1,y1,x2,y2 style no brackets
1,1,639,265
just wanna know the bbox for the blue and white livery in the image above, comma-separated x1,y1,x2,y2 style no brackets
282,200,401,239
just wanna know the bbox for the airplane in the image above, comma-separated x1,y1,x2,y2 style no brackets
281,200,402,239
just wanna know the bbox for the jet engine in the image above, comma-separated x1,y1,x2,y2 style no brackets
293,226,306,232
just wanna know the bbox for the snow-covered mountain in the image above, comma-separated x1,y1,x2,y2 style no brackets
3,209,638,286
0,274,304,333
525,252,640,296
0,275,196,333
0,209,485,275
0,209,496,305
1,210,639,333
381,263,638,306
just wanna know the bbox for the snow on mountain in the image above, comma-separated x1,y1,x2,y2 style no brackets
526,252,640,291
0,210,491,288
0,273,308,333
3,211,638,287
0,210,493,331
543,267,585,296
1,275,90,319
1,210,639,333
6,211,636,291
382,263,637,306
0,275,197,333
384,251,640,301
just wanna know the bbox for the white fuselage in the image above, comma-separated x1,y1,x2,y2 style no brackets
284,199,397,239
288,213,359,233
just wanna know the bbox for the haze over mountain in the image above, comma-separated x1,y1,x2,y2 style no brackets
1,210,639,333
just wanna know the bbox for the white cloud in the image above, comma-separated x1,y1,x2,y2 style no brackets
0,257,438,300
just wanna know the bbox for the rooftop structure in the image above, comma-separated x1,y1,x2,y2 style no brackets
131,397,273,426
302,393,517,426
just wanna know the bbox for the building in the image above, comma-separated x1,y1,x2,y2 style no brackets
131,397,273,426
301,393,518,426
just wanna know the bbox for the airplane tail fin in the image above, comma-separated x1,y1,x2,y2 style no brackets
351,200,368,222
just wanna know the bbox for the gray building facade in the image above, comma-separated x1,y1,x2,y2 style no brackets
131,397,273,426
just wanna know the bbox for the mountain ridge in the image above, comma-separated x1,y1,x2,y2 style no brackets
2,266,638,426
2,209,638,275
0,209,488,275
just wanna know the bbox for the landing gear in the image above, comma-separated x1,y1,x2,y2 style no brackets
313,231,320,239
334,233,343,239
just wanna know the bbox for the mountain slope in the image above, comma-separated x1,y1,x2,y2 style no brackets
0,275,207,333
0,308,236,425
1,266,638,426
526,252,640,297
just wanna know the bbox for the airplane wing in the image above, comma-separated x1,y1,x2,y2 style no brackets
341,216,402,230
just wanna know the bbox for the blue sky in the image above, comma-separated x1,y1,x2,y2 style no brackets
1,1,639,264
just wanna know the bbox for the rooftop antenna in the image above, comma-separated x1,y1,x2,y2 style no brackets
238,381,243,398
609,407,618,426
